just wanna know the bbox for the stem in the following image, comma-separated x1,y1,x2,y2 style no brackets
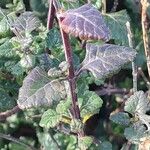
47,0,56,30
0,106,20,121
102,0,106,14
0,133,36,150
138,67,150,88
141,0,150,78
58,18,81,120
126,21,137,93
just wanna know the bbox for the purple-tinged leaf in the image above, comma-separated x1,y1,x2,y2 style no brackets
79,43,136,79
10,11,40,35
59,4,110,41
17,67,67,109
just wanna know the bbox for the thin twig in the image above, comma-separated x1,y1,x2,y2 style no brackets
95,87,129,96
0,133,36,150
126,21,137,93
141,0,150,78
138,67,150,88
0,106,21,121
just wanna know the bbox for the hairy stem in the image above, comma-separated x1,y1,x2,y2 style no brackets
141,0,150,78
0,106,20,121
126,21,137,93
47,0,56,30
58,18,81,120
0,133,36,150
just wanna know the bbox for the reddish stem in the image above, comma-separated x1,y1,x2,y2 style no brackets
0,106,21,121
47,0,56,30
58,18,81,120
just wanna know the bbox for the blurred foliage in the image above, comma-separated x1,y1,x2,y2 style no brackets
0,0,150,150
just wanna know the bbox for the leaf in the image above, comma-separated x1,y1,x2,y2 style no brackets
56,99,71,114
20,54,36,69
60,4,110,41
110,112,130,126
99,141,112,150
17,67,67,109
79,91,103,118
40,109,62,128
124,126,149,143
0,17,11,38
37,132,59,150
0,91,16,112
78,136,93,150
104,10,130,45
0,40,15,58
11,11,40,35
46,27,62,50
80,43,136,79
124,91,149,114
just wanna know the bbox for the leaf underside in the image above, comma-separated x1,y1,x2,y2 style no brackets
60,4,110,41
80,43,136,79
17,67,66,109
10,11,40,35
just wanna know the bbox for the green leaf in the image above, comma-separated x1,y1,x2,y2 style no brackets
0,17,11,38
110,112,130,126
0,91,16,112
56,99,71,114
46,27,62,50
40,109,62,128
99,141,112,150
79,43,136,79
0,40,15,58
104,10,130,46
124,91,149,114
124,126,149,143
78,136,93,150
79,91,103,118
17,67,67,109
37,132,59,150
20,54,36,69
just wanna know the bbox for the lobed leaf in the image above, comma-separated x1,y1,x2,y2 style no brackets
10,11,40,35
110,112,130,126
79,91,103,118
60,4,110,41
99,141,112,150
79,43,136,79
125,91,149,114
56,99,71,114
78,136,93,150
17,67,67,109
104,10,130,46
124,126,149,143
40,109,61,128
